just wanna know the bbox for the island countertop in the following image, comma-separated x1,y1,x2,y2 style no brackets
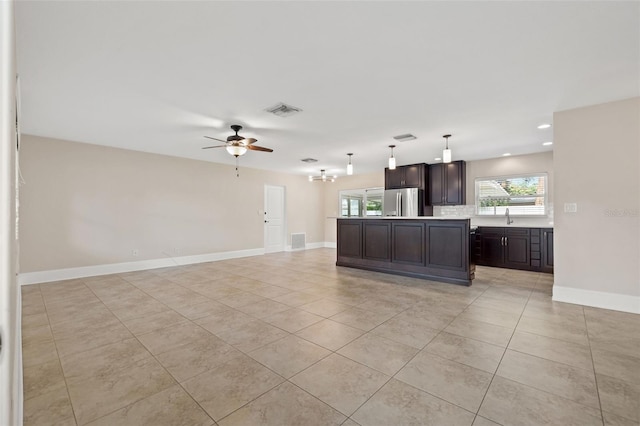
336,217,475,286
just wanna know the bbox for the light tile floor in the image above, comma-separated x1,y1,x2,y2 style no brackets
21,249,640,426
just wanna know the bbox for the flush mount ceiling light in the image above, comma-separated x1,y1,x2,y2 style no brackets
442,134,452,164
347,153,354,175
388,145,396,170
542,141,553,146
537,123,552,129
503,153,512,157
309,169,337,182
301,158,318,163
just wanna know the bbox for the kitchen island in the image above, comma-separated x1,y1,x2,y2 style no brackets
337,217,475,286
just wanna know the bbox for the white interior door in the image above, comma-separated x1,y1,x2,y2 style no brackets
264,185,285,253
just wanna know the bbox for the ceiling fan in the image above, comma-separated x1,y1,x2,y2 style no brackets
202,124,273,157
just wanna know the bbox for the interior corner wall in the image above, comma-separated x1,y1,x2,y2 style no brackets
554,97,640,313
0,0,21,424
322,171,385,244
18,135,325,275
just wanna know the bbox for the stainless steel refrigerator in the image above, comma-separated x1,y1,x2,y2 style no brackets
383,188,420,217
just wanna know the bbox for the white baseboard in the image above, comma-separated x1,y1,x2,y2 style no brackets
18,248,265,285
285,242,336,251
19,244,339,285
553,286,640,314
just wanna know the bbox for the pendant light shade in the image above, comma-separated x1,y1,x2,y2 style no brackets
442,134,452,163
388,145,396,170
347,153,354,175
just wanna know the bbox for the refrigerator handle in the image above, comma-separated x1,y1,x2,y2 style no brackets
396,192,402,217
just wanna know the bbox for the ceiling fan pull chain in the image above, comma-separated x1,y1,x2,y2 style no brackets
236,157,240,177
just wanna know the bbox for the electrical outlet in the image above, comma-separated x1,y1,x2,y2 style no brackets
564,203,578,213
132,249,139,256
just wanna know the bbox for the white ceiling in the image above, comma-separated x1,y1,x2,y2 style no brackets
15,1,640,176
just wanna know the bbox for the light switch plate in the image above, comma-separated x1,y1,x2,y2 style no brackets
564,202,578,213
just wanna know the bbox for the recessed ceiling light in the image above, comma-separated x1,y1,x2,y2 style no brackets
542,141,553,146
503,153,511,157
537,123,552,129
434,157,442,161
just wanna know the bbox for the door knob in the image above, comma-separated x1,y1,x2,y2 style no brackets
264,220,269,223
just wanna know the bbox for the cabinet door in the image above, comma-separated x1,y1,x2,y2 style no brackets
385,167,404,189
429,164,444,205
337,221,362,259
478,230,504,266
363,222,391,261
504,229,530,269
404,164,424,189
444,161,465,205
542,229,554,272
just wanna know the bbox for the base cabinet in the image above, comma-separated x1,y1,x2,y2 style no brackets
337,218,474,286
476,226,553,273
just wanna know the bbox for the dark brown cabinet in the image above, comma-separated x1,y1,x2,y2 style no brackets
542,228,554,273
336,218,474,286
429,161,466,205
385,163,426,190
476,226,553,273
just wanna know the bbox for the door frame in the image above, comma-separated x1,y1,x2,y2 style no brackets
264,184,286,253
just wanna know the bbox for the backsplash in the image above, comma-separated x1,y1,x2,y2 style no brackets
433,205,477,217
434,204,555,228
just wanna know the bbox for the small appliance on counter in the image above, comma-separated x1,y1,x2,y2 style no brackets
383,187,420,217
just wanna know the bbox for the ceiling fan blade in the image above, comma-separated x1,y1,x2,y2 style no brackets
201,145,227,149
247,145,273,152
204,136,227,143
243,138,258,145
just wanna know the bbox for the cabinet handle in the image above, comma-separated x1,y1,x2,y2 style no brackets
501,237,504,246
505,237,508,246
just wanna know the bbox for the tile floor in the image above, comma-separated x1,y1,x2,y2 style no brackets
21,248,640,426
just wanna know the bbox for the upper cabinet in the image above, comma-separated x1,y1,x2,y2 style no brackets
429,160,466,205
385,163,426,190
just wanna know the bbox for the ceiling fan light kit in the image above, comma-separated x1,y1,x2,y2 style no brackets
442,134,452,163
202,124,274,177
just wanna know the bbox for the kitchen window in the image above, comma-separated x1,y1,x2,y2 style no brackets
339,188,383,217
475,174,547,216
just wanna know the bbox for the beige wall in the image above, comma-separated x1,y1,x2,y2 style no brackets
19,135,325,272
554,97,640,310
322,171,384,243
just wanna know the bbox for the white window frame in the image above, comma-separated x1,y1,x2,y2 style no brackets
339,187,384,217
475,173,548,217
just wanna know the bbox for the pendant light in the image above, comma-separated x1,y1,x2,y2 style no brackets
388,145,396,170
442,134,452,163
346,153,354,175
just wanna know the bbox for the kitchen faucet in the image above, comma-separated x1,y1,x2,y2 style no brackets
505,208,514,225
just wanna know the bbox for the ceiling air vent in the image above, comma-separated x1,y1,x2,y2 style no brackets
393,133,417,142
301,158,318,163
265,102,303,117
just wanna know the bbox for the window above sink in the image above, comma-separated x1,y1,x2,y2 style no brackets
475,173,548,216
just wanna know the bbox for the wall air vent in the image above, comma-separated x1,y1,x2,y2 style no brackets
301,158,318,163
291,233,306,250
393,133,417,142
265,102,303,117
